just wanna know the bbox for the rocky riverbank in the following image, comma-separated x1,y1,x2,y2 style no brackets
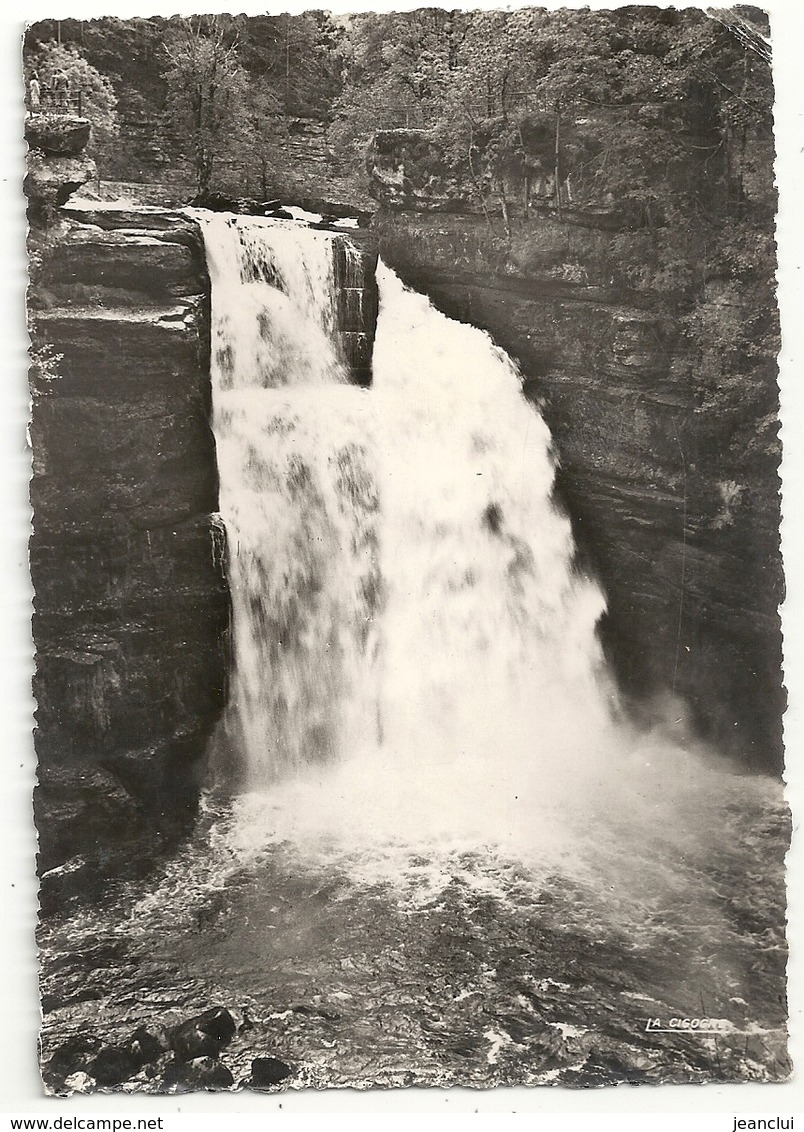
42,1004,293,1095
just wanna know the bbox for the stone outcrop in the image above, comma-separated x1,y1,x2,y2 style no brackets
24,114,96,221
371,204,784,773
25,149,96,219
25,113,92,157
29,208,230,908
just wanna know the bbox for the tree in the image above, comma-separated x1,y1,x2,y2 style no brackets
161,16,274,197
235,12,344,121
329,11,454,158
26,40,119,160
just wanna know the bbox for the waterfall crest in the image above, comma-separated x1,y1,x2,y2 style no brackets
197,211,354,390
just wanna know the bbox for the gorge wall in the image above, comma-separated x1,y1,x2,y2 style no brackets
29,206,230,908
369,134,784,774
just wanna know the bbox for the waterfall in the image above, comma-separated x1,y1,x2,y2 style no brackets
34,215,787,1097
197,213,380,784
195,211,657,877
369,266,613,793
200,212,348,391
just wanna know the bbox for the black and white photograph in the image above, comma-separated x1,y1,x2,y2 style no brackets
16,0,800,1102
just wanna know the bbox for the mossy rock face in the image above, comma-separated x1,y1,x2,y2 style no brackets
367,129,474,213
26,113,91,157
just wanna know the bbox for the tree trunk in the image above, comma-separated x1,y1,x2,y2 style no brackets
496,176,512,242
194,90,206,196
198,148,213,197
468,135,495,234
554,102,562,221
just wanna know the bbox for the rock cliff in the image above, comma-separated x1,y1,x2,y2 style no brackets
370,158,783,773
29,207,230,909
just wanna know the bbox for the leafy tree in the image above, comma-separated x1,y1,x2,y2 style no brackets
26,40,119,159
329,11,454,158
235,12,344,120
161,16,274,197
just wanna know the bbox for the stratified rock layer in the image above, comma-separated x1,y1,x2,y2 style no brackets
367,129,474,213
29,210,230,908
332,234,379,387
372,208,783,771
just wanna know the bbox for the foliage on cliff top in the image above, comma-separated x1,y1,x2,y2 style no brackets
333,7,773,228
25,40,119,159
24,13,346,192
23,9,778,467
159,16,271,197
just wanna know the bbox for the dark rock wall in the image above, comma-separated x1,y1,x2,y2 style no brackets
332,234,379,387
372,209,784,773
29,211,230,907
105,114,374,214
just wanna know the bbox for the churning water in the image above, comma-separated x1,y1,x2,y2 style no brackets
37,213,789,1092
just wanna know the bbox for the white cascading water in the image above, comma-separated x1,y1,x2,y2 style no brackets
196,212,380,785
196,212,726,893
202,212,346,390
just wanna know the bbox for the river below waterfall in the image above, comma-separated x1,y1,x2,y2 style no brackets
37,213,790,1092
37,772,790,1090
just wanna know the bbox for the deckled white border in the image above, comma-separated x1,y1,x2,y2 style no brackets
1,0,801,1116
